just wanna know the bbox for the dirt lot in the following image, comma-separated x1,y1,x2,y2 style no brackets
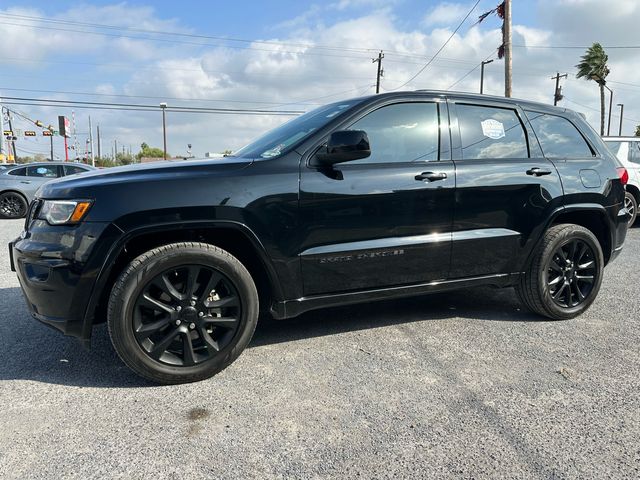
0,218,638,479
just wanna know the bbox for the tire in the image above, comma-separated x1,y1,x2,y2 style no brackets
107,242,258,384
0,192,28,219
515,224,604,320
624,191,637,227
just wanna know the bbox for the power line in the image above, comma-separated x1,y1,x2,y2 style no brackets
446,50,496,90
387,0,482,90
0,12,381,54
0,11,498,62
563,98,640,124
0,19,377,60
0,96,303,114
514,44,640,49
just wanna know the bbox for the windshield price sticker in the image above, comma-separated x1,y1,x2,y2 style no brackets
481,119,505,139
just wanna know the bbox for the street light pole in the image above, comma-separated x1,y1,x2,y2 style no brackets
160,102,168,160
604,85,613,136
480,59,493,94
617,103,624,136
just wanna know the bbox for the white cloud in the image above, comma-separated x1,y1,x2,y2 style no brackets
423,2,473,26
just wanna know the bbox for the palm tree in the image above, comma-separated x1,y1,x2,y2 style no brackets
576,43,610,135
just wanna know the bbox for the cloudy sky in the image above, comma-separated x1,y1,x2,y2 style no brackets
1,0,639,160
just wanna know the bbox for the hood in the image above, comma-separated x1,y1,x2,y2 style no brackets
38,157,254,199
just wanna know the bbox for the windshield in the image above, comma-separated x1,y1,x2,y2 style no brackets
234,98,364,159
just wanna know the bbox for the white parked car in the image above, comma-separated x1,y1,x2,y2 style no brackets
602,137,640,226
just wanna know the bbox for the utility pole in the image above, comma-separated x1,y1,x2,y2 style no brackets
480,59,494,94
551,72,567,106
372,51,384,94
50,133,54,161
114,139,118,162
0,102,5,160
160,103,168,160
504,0,512,97
97,124,101,159
88,116,95,167
6,110,17,162
617,103,624,136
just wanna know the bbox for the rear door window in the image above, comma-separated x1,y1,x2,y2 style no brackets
456,104,528,159
526,111,593,158
26,165,60,178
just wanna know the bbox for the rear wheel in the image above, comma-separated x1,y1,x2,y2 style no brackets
516,224,603,320
0,192,28,219
624,191,637,226
108,242,258,384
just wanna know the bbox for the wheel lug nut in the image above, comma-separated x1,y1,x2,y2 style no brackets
189,323,196,330
198,312,204,317
176,306,182,312
175,320,181,326
190,300,196,306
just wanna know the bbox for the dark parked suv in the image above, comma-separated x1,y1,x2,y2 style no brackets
10,91,629,384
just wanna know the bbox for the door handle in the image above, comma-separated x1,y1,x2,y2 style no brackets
20,181,31,184
415,171,447,182
526,167,552,176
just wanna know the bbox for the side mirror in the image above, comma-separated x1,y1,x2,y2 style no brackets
315,130,371,166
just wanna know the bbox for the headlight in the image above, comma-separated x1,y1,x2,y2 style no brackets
38,200,93,225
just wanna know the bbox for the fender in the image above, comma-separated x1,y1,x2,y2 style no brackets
80,219,284,341
517,202,613,274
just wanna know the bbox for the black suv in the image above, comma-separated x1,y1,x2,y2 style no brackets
10,91,629,384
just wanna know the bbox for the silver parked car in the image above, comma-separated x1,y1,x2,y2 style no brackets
0,162,95,219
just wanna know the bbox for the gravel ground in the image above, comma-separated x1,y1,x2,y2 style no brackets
0,218,638,479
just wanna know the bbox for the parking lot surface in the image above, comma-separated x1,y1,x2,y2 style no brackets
0,218,638,479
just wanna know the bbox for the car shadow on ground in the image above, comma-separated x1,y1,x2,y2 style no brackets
0,285,541,388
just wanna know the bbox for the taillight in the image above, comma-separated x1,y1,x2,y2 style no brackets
617,167,629,186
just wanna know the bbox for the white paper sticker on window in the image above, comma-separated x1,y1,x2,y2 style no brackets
481,119,505,139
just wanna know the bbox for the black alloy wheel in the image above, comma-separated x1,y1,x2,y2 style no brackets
108,242,258,384
546,238,597,309
515,223,603,320
133,265,241,367
0,192,28,219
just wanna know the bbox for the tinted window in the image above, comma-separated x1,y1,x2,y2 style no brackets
26,165,59,178
526,111,593,158
64,165,88,175
7,167,26,176
629,141,640,164
347,102,440,164
457,104,528,159
234,99,363,159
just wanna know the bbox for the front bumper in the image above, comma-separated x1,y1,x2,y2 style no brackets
10,219,119,342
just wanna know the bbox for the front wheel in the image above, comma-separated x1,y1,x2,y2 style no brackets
0,192,28,219
107,242,258,384
624,191,637,227
516,224,604,320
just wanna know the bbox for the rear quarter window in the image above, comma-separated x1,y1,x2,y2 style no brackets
64,165,89,175
526,111,594,158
